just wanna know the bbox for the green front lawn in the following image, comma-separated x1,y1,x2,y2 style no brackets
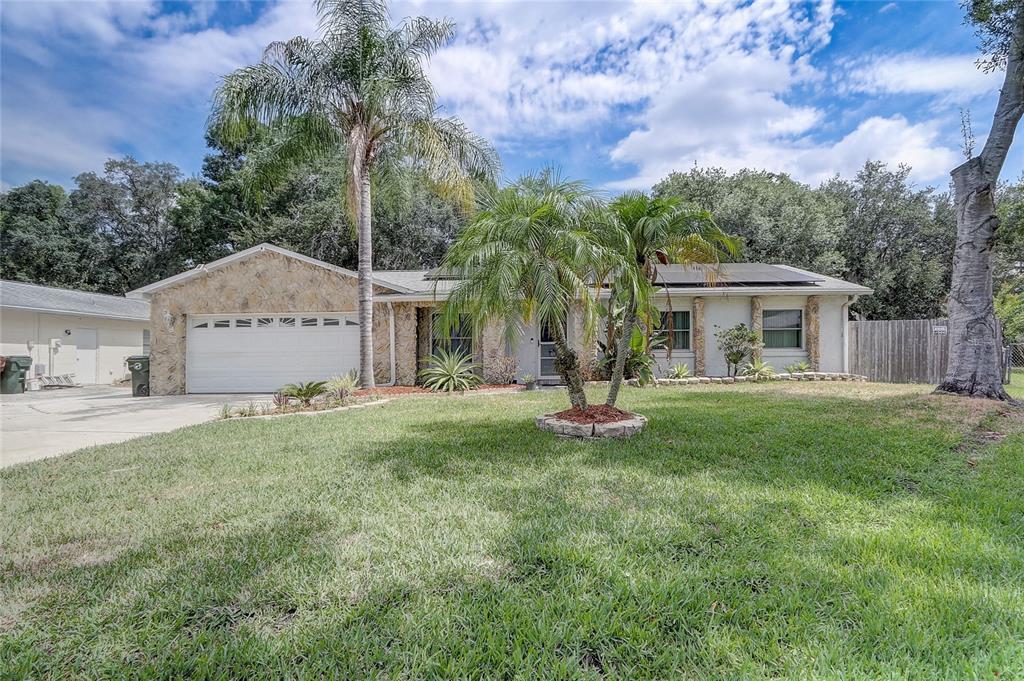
3,383,1023,678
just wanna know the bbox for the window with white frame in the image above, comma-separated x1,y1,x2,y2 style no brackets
658,311,691,350
432,313,474,357
763,309,803,348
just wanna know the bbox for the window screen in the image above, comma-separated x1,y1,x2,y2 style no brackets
763,309,802,348
658,311,691,350
432,314,474,357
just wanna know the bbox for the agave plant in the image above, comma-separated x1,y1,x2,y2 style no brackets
785,361,812,373
741,359,776,382
667,363,691,379
418,348,483,393
280,381,328,406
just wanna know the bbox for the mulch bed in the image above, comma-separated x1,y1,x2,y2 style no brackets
552,404,637,424
354,384,522,397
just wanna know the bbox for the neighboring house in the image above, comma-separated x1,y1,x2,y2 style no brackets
0,280,150,385
131,243,871,394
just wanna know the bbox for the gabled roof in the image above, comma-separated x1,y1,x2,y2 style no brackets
129,243,416,297
0,280,150,321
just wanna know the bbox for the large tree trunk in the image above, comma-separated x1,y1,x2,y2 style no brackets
605,294,636,407
936,13,1024,402
550,320,588,410
351,139,376,389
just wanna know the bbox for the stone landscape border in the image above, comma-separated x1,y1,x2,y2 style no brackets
627,371,868,387
536,413,648,439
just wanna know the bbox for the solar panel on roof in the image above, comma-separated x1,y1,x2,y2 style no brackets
652,264,824,286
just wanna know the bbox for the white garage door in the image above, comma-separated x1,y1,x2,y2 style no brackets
186,313,360,393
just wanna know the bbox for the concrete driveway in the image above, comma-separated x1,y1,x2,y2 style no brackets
1,386,267,468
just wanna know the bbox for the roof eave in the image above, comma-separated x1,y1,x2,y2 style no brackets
0,303,150,322
128,243,416,297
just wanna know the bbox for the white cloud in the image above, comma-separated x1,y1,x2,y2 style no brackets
844,53,998,98
0,0,991,190
424,0,834,144
0,80,127,183
131,2,317,95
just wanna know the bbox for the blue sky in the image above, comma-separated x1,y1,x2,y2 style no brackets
2,0,1021,192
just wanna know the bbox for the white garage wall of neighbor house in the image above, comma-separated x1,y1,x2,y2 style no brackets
0,280,150,384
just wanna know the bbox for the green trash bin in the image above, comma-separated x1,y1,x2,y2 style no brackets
126,355,150,397
1,355,33,394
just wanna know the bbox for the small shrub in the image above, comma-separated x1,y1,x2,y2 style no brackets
667,363,691,379
630,353,657,387
218,404,234,420
485,355,518,384
742,359,776,382
521,373,536,384
715,324,763,377
272,392,291,408
281,381,328,406
327,371,360,404
419,348,483,392
785,361,812,373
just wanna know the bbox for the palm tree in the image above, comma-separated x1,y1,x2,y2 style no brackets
439,171,612,411
209,0,499,388
600,193,738,407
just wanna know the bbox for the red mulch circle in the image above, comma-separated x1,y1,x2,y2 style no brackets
552,404,637,424
354,384,522,397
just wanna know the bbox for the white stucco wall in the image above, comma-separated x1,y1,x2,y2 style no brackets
650,293,851,377
0,308,148,384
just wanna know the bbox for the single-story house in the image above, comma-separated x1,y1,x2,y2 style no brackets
0,280,151,385
129,243,872,394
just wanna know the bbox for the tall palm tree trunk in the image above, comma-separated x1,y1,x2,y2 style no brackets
355,166,376,389
606,295,636,407
550,321,588,410
936,12,1023,402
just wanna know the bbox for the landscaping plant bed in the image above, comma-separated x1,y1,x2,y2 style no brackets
552,404,635,424
354,384,523,397
537,404,647,438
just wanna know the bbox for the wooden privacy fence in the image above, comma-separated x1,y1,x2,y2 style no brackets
848,318,951,384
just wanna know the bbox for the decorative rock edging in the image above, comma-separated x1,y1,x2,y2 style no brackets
627,372,869,387
224,398,392,421
535,413,648,439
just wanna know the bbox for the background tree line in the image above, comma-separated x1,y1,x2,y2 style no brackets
1,130,467,295
2,147,1022,332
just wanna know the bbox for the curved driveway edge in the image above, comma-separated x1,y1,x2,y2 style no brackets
1,386,266,468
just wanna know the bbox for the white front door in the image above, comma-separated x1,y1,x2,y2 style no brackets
185,313,360,393
75,328,98,384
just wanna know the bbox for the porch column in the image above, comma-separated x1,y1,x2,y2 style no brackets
806,295,821,371
393,302,418,386
750,296,763,361
693,296,706,376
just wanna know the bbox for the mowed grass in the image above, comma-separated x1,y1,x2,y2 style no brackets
1009,369,1024,400
2,382,1023,679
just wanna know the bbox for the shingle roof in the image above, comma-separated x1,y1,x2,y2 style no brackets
0,280,150,321
372,270,460,295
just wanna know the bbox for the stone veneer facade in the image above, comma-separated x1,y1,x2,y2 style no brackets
750,296,763,362
693,297,706,376
148,249,414,395
805,295,821,371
